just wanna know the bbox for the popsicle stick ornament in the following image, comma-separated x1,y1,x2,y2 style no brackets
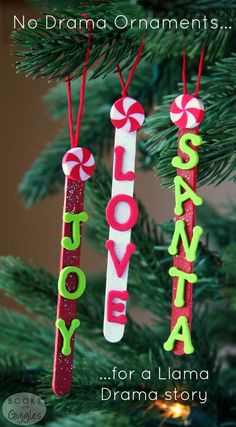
52,19,95,396
163,49,205,356
104,40,145,343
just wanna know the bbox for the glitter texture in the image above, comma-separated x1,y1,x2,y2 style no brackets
53,177,86,396
171,127,200,355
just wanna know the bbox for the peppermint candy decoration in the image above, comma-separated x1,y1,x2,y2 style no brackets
62,147,95,181
110,96,145,133
170,94,204,129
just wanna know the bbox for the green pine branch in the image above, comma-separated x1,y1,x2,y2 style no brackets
0,309,53,365
28,0,236,11
0,256,159,356
144,54,236,187
6,2,236,425
11,167,235,322
0,256,105,335
0,352,41,398
85,161,230,310
12,2,235,80
140,0,236,11
0,306,234,423
44,63,156,119
0,256,57,316
19,52,236,205
198,203,236,249
34,306,234,423
44,412,134,427
0,292,235,423
19,63,155,206
29,0,108,8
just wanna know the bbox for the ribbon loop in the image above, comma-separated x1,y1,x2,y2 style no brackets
182,47,205,97
67,16,92,148
116,36,145,97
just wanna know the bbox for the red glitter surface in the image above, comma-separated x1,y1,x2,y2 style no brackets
171,127,199,356
52,177,85,395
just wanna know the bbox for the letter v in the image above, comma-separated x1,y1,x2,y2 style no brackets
105,240,136,278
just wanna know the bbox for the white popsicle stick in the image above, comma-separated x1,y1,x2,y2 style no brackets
104,128,137,342
104,96,145,343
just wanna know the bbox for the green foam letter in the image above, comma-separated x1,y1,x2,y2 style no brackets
58,266,86,300
172,133,202,170
163,316,194,354
169,266,198,308
174,176,203,216
56,318,80,356
168,220,203,262
62,212,89,251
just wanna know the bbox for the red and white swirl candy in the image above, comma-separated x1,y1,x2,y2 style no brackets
110,96,145,133
62,147,95,181
170,94,204,129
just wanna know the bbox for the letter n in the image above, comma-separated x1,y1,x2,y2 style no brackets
168,220,203,262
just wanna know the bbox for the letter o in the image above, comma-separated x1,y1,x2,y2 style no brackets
106,194,139,231
58,266,86,300
114,15,128,29
28,19,37,29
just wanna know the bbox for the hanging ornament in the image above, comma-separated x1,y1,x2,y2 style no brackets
170,94,204,129
163,49,205,356
103,40,145,343
62,147,95,181
110,97,145,132
52,18,94,396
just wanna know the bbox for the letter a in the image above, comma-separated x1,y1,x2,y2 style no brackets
163,316,194,354
174,176,203,216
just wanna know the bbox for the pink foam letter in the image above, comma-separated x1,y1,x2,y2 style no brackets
114,146,135,181
107,290,129,324
106,194,139,231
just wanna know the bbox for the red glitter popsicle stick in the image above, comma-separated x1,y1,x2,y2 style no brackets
171,127,199,356
52,16,93,395
52,178,85,396
168,48,205,355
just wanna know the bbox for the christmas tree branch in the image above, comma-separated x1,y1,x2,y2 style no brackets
0,309,53,365
19,63,155,206
198,203,236,249
86,162,230,311
44,413,134,427
1,167,233,345
29,0,236,11
144,54,236,187
12,2,235,80
44,64,155,120
0,353,41,398
0,256,105,334
19,54,236,206
0,256,57,316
